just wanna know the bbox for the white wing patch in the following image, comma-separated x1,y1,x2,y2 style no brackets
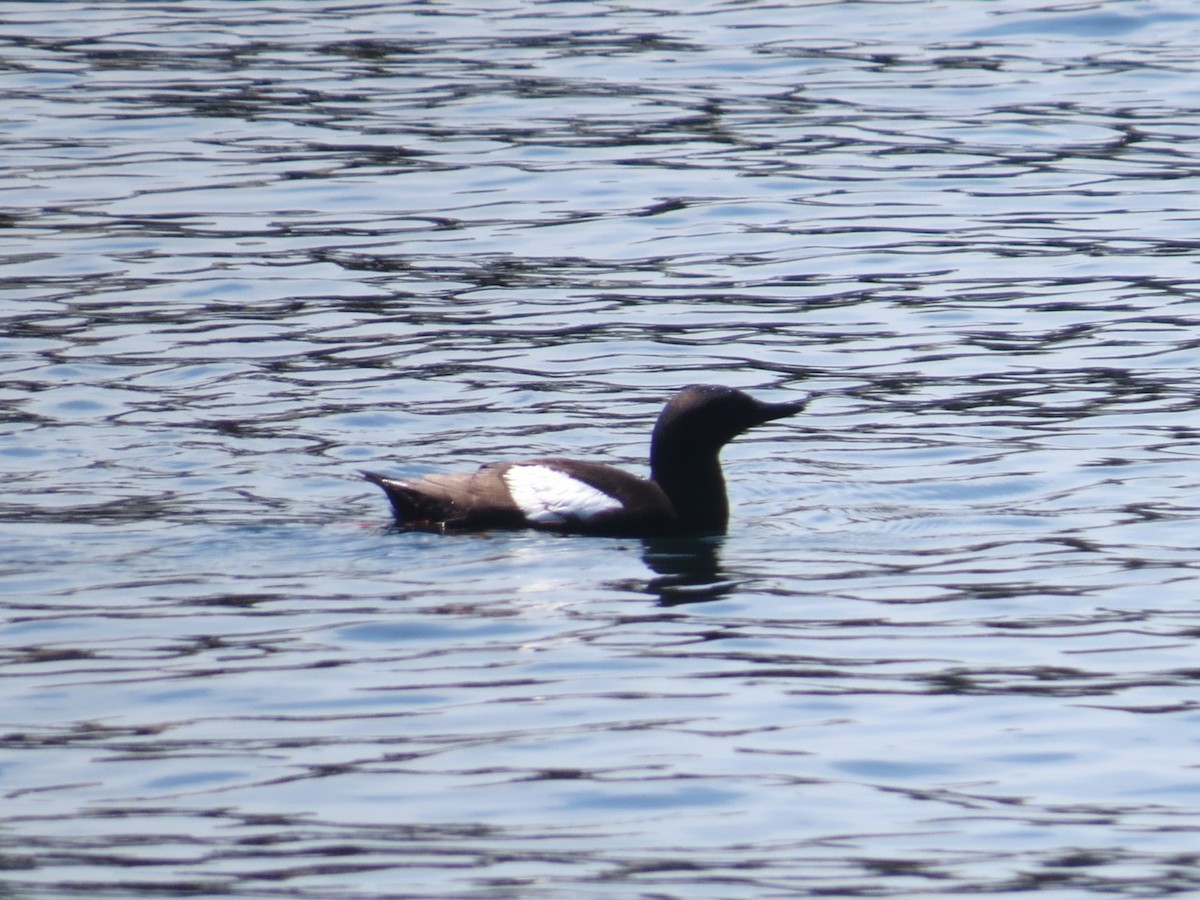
502,465,624,525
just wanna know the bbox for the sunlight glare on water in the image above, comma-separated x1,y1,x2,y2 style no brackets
4,0,1200,896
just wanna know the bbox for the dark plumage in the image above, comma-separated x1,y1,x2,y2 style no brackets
363,384,806,536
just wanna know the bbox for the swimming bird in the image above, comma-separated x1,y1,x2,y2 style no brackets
363,384,805,536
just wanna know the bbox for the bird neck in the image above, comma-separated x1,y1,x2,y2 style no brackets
650,443,729,534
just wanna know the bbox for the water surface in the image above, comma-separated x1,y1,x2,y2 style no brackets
4,1,1200,896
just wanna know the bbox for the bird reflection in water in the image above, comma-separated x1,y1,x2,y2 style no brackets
639,537,738,606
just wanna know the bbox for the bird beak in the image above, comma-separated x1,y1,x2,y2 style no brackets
758,397,808,422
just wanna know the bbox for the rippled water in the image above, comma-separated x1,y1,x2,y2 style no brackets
5,0,1200,896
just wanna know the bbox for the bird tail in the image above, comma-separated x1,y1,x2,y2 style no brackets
361,471,443,525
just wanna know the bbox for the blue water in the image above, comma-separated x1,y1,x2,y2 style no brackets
5,0,1200,896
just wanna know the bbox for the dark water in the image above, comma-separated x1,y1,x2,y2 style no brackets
5,1,1200,896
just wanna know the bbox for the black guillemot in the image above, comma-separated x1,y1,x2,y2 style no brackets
363,384,806,536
